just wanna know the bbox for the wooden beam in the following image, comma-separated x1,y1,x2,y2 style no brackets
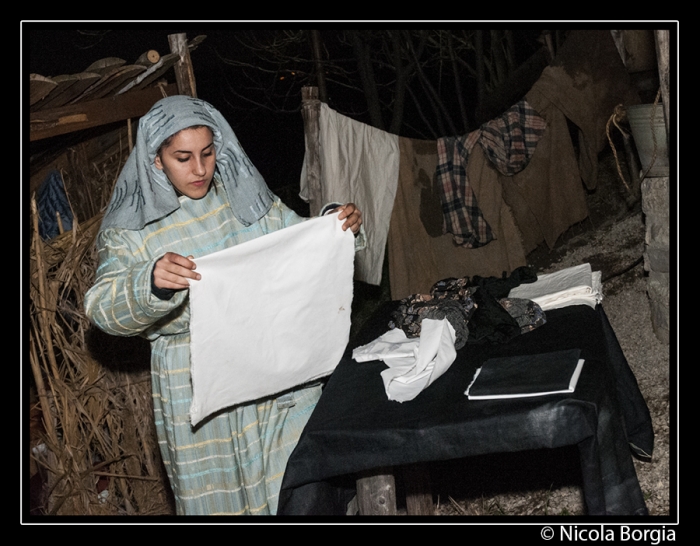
168,33,197,98
29,83,178,142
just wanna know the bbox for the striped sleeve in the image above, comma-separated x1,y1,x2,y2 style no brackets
84,228,188,337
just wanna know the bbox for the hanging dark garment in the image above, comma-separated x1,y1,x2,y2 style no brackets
436,100,547,248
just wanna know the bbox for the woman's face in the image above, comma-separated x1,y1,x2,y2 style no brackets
154,126,216,199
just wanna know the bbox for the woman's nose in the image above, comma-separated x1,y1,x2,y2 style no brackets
192,157,207,176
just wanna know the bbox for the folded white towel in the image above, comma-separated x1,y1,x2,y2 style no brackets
508,263,603,311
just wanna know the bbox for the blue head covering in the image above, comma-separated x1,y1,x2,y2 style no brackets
100,95,273,231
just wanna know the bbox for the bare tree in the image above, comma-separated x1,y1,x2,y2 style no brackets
214,28,551,139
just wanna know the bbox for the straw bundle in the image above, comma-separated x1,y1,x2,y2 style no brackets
28,136,173,515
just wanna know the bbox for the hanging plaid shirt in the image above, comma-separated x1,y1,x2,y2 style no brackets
436,100,547,248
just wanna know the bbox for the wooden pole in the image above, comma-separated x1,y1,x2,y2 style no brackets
309,30,328,103
135,49,160,66
301,87,322,216
654,30,670,143
402,463,434,515
356,467,398,515
168,33,197,98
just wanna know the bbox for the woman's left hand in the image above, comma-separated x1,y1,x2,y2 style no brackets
334,203,362,234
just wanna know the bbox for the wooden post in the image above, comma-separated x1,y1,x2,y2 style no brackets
356,467,398,515
654,30,670,143
402,463,434,515
168,33,197,98
301,86,322,215
309,30,328,103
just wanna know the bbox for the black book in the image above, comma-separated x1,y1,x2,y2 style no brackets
466,348,584,400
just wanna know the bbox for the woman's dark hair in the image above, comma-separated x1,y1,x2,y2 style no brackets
156,125,211,158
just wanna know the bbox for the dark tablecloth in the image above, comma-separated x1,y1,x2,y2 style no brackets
278,303,653,516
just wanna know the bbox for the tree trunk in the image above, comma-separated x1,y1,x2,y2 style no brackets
476,30,485,113
309,30,328,104
389,31,410,135
449,32,470,134
352,31,385,130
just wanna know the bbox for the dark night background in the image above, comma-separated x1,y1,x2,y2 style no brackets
25,24,545,206
26,26,313,205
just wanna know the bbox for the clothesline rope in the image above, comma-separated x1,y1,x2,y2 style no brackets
605,88,663,196
606,104,633,195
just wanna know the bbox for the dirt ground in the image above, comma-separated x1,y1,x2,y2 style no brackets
423,148,674,517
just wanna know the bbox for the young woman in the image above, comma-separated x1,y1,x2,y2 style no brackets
84,95,362,515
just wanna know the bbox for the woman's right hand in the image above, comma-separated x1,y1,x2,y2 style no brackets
153,252,201,290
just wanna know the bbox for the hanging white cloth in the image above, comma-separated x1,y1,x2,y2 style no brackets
352,318,457,403
300,102,400,286
187,213,356,426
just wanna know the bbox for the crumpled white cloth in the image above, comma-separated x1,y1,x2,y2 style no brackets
352,318,457,403
187,213,355,426
507,262,603,311
300,102,400,286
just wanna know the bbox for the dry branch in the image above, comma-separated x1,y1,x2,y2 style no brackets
28,142,172,516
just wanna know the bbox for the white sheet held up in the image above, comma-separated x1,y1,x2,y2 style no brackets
352,318,457,403
188,213,355,426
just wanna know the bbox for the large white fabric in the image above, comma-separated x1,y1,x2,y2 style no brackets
188,213,355,426
300,102,400,286
508,262,603,311
352,318,457,403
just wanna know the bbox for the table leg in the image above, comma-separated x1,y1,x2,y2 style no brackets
402,463,434,515
356,467,397,515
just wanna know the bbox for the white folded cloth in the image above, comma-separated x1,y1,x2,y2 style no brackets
352,318,457,402
507,262,603,311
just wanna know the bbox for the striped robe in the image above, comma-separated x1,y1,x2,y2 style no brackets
85,180,324,515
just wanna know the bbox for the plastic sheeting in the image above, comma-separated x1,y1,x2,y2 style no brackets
278,303,653,516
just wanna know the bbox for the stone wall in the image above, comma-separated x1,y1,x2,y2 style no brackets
642,176,670,345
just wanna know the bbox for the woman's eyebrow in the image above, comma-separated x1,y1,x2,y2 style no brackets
172,142,214,154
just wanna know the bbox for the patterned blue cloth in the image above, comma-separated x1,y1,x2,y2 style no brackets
101,95,273,231
36,170,73,240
